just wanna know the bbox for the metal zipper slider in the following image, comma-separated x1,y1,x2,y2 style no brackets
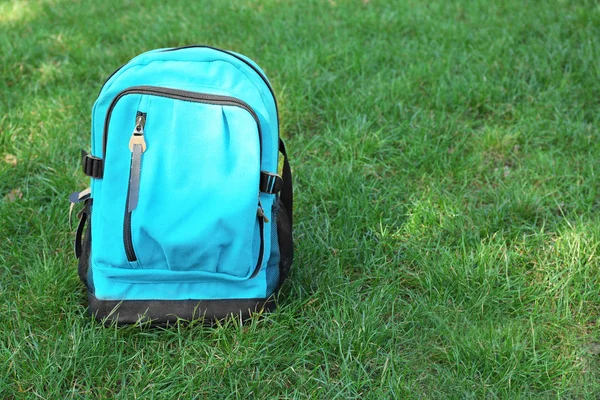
129,114,147,153
257,197,269,223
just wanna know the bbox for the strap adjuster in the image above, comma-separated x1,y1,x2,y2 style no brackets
260,171,283,194
81,150,104,178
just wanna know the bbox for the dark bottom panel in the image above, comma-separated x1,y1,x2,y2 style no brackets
87,291,276,326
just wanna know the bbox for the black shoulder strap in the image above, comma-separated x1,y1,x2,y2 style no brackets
279,138,293,226
74,199,90,259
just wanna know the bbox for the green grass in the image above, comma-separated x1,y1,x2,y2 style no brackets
1,0,600,397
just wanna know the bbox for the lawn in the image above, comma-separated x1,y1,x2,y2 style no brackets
1,0,599,398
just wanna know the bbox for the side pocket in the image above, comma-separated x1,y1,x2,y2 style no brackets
275,197,293,290
77,201,93,291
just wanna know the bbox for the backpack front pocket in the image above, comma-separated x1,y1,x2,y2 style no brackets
95,86,265,280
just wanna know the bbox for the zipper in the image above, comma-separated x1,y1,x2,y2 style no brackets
248,197,270,278
98,45,278,127
123,212,135,261
249,213,266,279
124,112,147,262
103,86,261,157
162,45,277,107
128,112,147,211
257,197,270,223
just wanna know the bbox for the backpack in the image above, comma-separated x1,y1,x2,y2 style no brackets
70,46,293,325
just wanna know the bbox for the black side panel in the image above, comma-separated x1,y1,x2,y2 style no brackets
78,202,92,291
278,139,293,225
87,293,276,326
275,138,293,290
276,199,293,290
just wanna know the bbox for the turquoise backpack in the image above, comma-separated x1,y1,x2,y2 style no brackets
71,46,293,325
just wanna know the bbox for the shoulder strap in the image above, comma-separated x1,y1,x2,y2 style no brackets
279,138,293,226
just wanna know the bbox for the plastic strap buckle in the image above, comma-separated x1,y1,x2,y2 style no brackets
259,171,283,194
81,150,104,178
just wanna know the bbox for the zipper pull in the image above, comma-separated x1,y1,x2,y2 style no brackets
129,113,147,153
257,197,270,223
126,112,146,213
